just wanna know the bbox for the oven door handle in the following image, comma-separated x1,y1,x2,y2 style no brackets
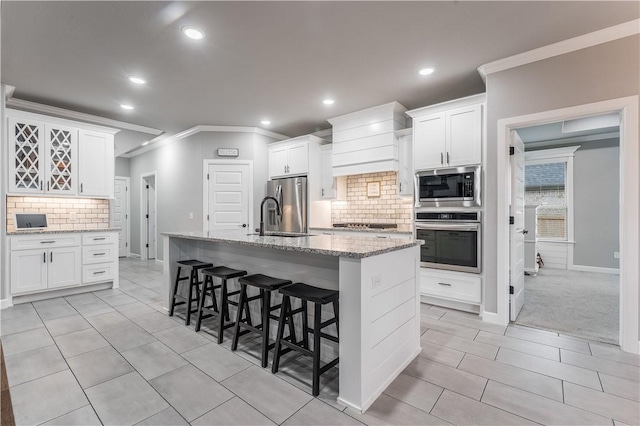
415,223,479,232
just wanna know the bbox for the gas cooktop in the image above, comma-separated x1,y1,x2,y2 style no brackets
332,223,398,230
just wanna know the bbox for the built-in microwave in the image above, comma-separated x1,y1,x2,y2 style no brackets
415,165,481,208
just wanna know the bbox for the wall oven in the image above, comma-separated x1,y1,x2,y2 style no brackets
415,165,481,208
415,211,481,274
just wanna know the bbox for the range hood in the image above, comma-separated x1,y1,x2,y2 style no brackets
327,102,407,177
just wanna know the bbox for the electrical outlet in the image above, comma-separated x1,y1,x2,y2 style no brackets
69,211,77,222
189,212,194,220
614,251,620,259
371,275,382,289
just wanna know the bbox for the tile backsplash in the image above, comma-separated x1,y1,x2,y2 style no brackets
6,196,110,232
331,171,413,231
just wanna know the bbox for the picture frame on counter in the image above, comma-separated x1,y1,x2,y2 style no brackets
367,181,381,198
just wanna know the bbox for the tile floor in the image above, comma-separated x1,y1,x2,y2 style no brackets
1,257,639,425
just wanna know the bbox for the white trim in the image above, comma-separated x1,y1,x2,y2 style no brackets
478,19,640,81
569,265,620,275
524,146,580,161
3,85,16,100
155,259,164,266
482,311,502,325
123,125,290,158
497,96,639,354
1,297,14,310
140,171,158,261
130,253,141,259
6,108,120,135
202,159,254,233
524,132,619,149
115,176,131,258
406,93,486,118
6,98,161,135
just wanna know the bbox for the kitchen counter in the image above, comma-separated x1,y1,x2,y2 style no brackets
163,229,422,413
310,226,412,235
7,228,120,235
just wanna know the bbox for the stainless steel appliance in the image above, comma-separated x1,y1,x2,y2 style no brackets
415,210,481,273
415,165,481,208
266,176,307,233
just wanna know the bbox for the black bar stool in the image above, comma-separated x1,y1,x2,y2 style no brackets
272,283,339,396
195,266,247,343
231,274,293,368
169,259,213,326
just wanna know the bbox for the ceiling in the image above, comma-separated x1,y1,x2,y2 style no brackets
2,1,638,154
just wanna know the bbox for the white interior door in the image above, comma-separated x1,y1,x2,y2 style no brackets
206,163,251,231
147,178,157,259
510,131,526,321
114,177,129,257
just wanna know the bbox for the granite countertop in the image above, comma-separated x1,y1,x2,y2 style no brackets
163,229,422,259
310,227,412,234
7,228,120,235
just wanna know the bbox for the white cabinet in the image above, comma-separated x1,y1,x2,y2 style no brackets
82,232,118,284
396,130,413,196
78,129,115,197
269,141,309,178
320,145,346,200
10,249,48,294
312,228,413,240
408,95,484,171
420,269,481,305
7,109,117,198
47,247,83,289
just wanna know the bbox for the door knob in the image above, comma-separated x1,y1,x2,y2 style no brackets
242,224,247,228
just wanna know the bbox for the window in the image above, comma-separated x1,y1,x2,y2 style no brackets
524,146,579,241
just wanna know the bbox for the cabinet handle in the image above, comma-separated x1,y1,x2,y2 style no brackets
399,182,402,193
322,188,325,196
447,152,450,165
438,282,452,286
322,232,333,235
80,183,83,193
47,181,50,191
440,152,444,165
93,252,106,256
43,252,46,263
50,252,53,262
40,240,56,244
93,271,106,275
93,237,106,241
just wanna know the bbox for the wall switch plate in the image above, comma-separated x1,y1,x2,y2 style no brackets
69,211,77,221
371,275,382,289
614,251,620,259
189,212,194,220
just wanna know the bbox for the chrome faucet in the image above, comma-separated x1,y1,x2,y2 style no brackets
259,196,281,236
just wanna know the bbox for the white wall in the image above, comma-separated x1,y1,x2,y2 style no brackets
115,157,131,177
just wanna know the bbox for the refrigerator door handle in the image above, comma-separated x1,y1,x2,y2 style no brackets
276,184,283,224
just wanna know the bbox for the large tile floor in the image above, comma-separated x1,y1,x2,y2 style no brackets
0,258,638,425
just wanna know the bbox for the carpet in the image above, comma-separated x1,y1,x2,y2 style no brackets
515,268,619,344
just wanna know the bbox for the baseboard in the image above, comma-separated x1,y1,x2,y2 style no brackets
11,282,112,305
420,295,480,314
482,311,506,326
130,253,141,259
155,259,164,266
1,297,14,310
569,264,620,275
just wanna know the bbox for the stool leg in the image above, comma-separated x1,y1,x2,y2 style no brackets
210,277,219,314
312,303,322,396
231,284,247,351
261,289,271,368
272,295,289,374
217,278,229,344
301,300,309,350
194,275,210,332
286,298,297,345
332,300,339,338
185,269,196,326
169,266,182,317
222,279,231,322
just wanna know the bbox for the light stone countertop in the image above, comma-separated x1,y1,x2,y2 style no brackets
310,227,412,234
7,228,120,235
163,229,422,259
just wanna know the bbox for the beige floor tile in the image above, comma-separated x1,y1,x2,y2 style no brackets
420,317,479,339
182,342,252,382
6,345,68,386
42,405,101,426
496,348,602,390
122,341,189,380
475,330,560,361
600,373,640,402
44,314,92,337
458,353,564,401
68,346,135,388
137,407,189,426
589,342,640,367
561,349,640,382
440,313,507,335
403,356,487,400
84,311,130,331
191,397,275,426
0,326,54,356
422,329,498,360
99,321,157,352
420,308,446,320
54,328,110,358
131,311,181,333
432,389,538,425
153,324,210,354
283,399,362,426
418,341,465,367
564,382,640,425
505,325,591,354
345,393,449,425
482,381,612,425
383,372,444,413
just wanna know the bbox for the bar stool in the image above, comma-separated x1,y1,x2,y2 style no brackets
195,266,247,343
231,274,293,368
169,259,213,326
272,283,339,396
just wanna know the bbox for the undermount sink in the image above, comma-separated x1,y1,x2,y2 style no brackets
247,232,316,238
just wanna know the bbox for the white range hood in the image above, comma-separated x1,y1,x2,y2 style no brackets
327,102,407,177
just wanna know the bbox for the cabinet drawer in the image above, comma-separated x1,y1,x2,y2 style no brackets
83,244,117,265
82,232,117,245
10,234,81,250
83,263,116,283
420,269,481,304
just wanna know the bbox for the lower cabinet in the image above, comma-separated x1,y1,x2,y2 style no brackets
420,269,481,305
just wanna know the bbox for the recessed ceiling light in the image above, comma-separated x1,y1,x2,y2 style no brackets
261,120,271,126
120,104,134,110
128,76,146,85
182,26,205,40
419,67,435,76
323,99,335,105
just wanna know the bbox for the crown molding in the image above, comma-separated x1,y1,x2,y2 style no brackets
5,97,163,136
478,19,640,81
122,125,290,158
3,85,16,100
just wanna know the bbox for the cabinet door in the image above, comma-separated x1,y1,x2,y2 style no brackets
397,134,413,196
45,124,78,194
48,247,82,289
320,147,335,199
287,143,309,176
269,145,289,178
413,113,446,170
10,249,48,294
8,117,45,193
446,104,482,167
78,130,114,197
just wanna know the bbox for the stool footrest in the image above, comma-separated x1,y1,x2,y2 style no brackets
280,339,313,357
319,357,340,375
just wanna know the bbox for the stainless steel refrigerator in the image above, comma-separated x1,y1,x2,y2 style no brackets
265,176,307,233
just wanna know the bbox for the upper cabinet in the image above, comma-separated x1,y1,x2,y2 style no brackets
6,110,118,198
320,145,346,200
268,135,327,179
396,129,413,197
408,94,484,171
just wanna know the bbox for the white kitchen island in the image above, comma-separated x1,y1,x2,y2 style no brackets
162,229,422,412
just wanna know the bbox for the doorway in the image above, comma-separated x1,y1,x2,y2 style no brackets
498,96,639,353
141,172,157,260
114,176,130,257
203,160,253,232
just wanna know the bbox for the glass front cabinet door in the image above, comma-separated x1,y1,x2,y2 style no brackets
45,124,77,194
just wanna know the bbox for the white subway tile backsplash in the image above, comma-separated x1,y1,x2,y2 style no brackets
6,196,109,232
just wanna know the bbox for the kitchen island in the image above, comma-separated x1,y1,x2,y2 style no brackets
162,229,422,412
